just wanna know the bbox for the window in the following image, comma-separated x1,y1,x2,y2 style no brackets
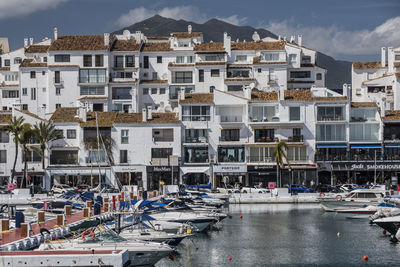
289,54,297,63
205,55,222,61
185,147,208,163
169,85,194,99
92,103,103,112
55,103,61,109
80,86,105,95
258,68,261,73
289,107,300,121
172,71,192,83
182,106,211,121
367,86,385,93
317,106,344,121
316,73,322,80
236,55,247,62
22,104,28,110
95,55,104,67
211,69,220,77
159,88,166,94
176,56,185,63
30,71,36,79
316,124,346,141
4,59,10,66
50,150,78,165
249,147,275,163
152,129,173,142
31,88,36,100
152,72,158,79
221,129,240,141
83,55,92,67
112,87,132,100
185,129,208,143
125,56,134,67
42,71,46,75
79,69,106,83
395,54,400,61
121,130,129,144
218,146,245,162
187,56,194,63
43,57,47,63
151,148,172,158
14,57,22,64
263,53,279,62
56,88,61,95
143,56,149,69
255,129,275,142
23,150,42,163
157,56,162,63
199,70,204,82
352,108,376,122
54,71,60,84
350,123,380,141
0,130,9,143
67,129,76,139
120,150,128,163
210,86,215,93
143,88,149,95
287,146,307,161
290,71,311,79
227,85,242,92
54,55,70,62
115,56,124,68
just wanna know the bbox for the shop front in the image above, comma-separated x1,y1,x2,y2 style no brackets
146,166,179,191
180,166,210,185
213,164,247,188
247,165,276,187
113,165,146,190
280,165,318,187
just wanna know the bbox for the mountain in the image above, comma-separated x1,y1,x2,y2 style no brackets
114,15,351,90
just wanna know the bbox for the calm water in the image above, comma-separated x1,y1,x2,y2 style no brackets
156,204,400,266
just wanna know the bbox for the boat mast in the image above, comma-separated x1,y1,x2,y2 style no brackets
95,112,103,190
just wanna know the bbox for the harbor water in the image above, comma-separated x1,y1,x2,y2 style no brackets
157,204,400,266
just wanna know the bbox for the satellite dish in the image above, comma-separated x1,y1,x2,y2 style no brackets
252,31,260,42
249,83,255,89
123,30,131,38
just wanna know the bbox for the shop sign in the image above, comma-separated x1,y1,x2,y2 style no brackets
350,163,400,171
248,165,275,172
147,166,178,172
213,165,247,173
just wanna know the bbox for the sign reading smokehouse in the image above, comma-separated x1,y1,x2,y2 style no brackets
351,163,400,171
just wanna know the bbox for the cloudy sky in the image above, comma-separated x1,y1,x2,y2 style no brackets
0,0,399,61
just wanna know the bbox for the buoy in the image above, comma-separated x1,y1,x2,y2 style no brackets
337,232,340,237
363,255,368,261
228,256,232,261
383,230,387,235
239,215,243,219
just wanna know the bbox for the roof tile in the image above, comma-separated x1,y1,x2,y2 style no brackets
49,35,113,51
141,42,172,52
20,59,47,68
110,40,141,51
179,93,214,104
115,112,180,124
25,45,50,54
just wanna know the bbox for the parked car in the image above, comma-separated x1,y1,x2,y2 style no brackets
340,184,358,192
93,184,119,193
241,186,270,194
287,184,311,193
217,185,240,194
74,184,91,191
51,184,72,194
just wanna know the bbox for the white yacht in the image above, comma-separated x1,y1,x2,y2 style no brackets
120,227,192,246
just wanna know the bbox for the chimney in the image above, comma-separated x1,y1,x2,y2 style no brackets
279,87,285,101
388,47,394,73
180,87,185,100
24,38,29,48
298,35,302,46
188,25,192,34
380,98,386,118
278,35,281,40
29,38,34,45
142,108,147,122
135,31,141,44
54,27,58,41
147,106,152,120
104,33,110,46
283,36,287,42
245,85,252,99
343,83,348,97
223,32,231,56
290,36,295,43
130,89,137,113
79,107,87,122
381,47,386,68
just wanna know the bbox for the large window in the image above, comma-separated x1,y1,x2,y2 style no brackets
249,147,275,163
143,56,149,69
227,70,249,78
121,130,129,144
317,106,344,121
316,148,347,161
221,129,240,141
218,146,245,163
79,69,106,83
255,129,275,142
115,56,123,68
185,129,208,143
262,53,279,62
50,150,78,165
126,56,134,67
80,86,105,95
67,129,76,139
211,69,220,77
112,87,132,100
250,105,276,122
172,71,193,83
350,123,380,141
316,124,346,141
169,85,194,99
217,106,243,122
182,106,210,121
185,147,208,163
54,54,70,62
151,148,172,158
351,108,376,122
152,129,174,142
83,55,92,67
235,55,247,62
287,146,307,161
95,55,104,67
289,107,300,121
367,86,385,93
290,71,311,79
23,150,41,163
120,150,128,163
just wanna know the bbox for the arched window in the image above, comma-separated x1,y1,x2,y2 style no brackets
316,73,322,80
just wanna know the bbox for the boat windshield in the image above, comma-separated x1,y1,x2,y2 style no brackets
84,229,127,243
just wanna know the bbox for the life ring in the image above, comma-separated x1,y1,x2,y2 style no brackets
336,195,343,201
81,229,95,241
319,192,325,197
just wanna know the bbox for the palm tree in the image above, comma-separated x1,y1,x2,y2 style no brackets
274,141,290,187
32,121,61,170
19,123,34,188
4,116,25,183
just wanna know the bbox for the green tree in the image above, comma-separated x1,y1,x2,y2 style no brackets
4,116,25,183
32,121,61,170
274,141,290,187
19,123,34,188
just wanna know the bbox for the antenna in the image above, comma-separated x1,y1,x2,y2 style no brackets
252,31,260,42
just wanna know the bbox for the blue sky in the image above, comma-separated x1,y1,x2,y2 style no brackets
0,0,399,61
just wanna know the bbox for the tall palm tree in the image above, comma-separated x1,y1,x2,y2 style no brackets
32,121,61,170
274,141,290,187
4,116,25,183
19,123,34,188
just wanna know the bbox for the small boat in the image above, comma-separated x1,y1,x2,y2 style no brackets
336,203,398,214
120,227,192,246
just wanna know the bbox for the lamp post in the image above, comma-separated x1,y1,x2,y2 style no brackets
374,150,377,185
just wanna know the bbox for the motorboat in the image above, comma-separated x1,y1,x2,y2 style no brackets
373,216,400,235
336,203,399,214
148,211,217,232
120,226,192,246
37,228,173,267
319,189,388,212
144,220,195,234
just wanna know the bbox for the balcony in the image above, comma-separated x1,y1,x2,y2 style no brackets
151,156,179,166
220,115,243,123
255,136,277,143
287,135,304,143
54,78,64,87
248,156,275,163
50,150,78,165
185,136,208,143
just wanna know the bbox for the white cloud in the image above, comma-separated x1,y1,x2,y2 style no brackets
116,5,246,27
265,16,400,58
0,0,69,19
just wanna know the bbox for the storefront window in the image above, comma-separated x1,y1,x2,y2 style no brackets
218,146,245,162
184,147,208,163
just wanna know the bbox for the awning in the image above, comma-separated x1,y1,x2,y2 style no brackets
180,166,210,175
350,144,381,148
316,144,347,148
385,144,400,147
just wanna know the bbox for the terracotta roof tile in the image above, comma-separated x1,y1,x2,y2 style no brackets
251,91,278,101
382,110,400,121
171,32,202,38
194,42,225,52
351,102,378,108
115,112,180,124
179,93,214,104
139,80,168,84
0,67,10,71
284,90,348,102
50,107,81,123
48,65,80,68
168,62,195,67
396,72,400,79
232,41,285,51
353,61,385,69
147,36,169,40
20,59,47,68
110,40,141,51
49,35,114,51
141,42,172,52
80,112,118,127
225,78,256,82
253,56,286,65
25,45,50,54
15,109,47,122
0,112,12,124
79,96,108,100
195,61,226,66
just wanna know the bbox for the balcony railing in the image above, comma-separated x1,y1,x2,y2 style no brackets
185,136,208,143
153,136,173,142
248,156,275,163
151,157,179,166
318,115,344,121
287,135,304,142
255,136,278,143
220,115,242,123
219,136,240,142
